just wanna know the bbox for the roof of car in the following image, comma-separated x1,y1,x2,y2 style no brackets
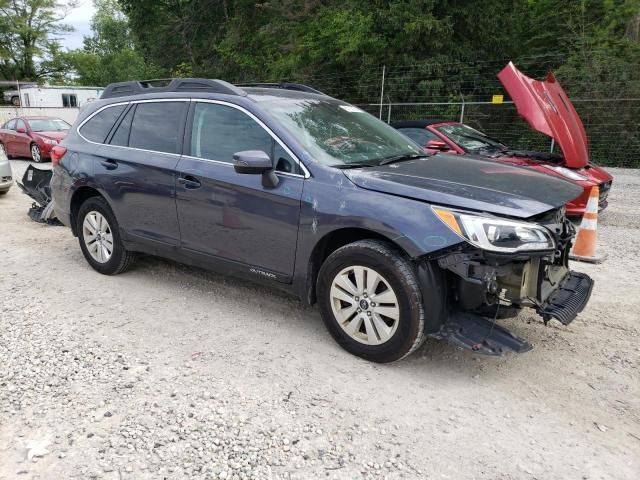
391,119,456,128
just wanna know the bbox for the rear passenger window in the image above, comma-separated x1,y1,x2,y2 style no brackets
80,105,126,143
190,102,300,174
109,106,135,147
129,102,186,154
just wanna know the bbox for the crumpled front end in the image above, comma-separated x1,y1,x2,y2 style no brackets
428,208,594,355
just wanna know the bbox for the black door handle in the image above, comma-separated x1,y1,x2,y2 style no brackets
100,159,118,170
178,175,201,189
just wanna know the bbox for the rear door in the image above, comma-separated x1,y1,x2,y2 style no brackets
82,100,188,246
175,100,305,280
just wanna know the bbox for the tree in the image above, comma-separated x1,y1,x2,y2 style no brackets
0,0,77,81
66,0,163,86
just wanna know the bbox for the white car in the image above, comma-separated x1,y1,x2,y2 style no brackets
0,145,13,194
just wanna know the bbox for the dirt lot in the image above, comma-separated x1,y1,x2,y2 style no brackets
1,159,639,480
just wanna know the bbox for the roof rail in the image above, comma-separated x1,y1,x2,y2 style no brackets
100,78,247,99
236,82,325,95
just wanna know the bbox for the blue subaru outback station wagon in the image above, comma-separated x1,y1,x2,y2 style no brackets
51,79,593,362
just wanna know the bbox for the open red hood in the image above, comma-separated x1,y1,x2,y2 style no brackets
497,62,588,168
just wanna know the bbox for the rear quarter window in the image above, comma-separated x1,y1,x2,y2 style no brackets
79,105,126,143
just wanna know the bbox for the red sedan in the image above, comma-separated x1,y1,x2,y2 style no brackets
0,116,70,163
393,63,613,217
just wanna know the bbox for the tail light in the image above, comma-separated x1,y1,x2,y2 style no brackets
51,146,67,166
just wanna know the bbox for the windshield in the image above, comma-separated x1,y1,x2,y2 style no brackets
435,123,505,154
262,97,422,166
28,118,71,132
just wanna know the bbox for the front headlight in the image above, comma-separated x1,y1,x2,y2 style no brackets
544,165,587,181
42,138,58,145
432,207,555,253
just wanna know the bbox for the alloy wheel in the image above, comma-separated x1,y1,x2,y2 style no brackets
329,265,400,345
31,144,41,162
83,211,114,263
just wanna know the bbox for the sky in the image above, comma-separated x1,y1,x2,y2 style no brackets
59,1,97,50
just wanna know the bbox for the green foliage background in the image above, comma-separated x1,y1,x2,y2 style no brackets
1,0,639,165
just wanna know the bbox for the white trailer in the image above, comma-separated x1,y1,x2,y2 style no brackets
3,85,103,108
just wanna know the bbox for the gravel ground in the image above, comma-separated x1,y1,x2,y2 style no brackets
1,160,639,480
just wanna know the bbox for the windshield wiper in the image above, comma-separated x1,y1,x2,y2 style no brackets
378,153,431,166
332,163,376,169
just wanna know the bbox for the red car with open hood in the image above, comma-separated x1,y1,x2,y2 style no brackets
0,116,70,163
393,63,613,217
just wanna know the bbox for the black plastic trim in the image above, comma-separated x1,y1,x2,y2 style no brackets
236,82,325,95
101,78,247,99
539,271,594,325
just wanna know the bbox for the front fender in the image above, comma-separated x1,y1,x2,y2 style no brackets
292,174,464,300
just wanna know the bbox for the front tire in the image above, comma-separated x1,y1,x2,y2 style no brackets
77,196,135,275
30,143,42,163
317,240,427,363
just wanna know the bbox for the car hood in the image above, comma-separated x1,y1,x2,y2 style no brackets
497,62,588,168
34,130,67,141
342,154,583,219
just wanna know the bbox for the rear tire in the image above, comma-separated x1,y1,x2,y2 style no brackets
77,196,135,275
317,239,428,363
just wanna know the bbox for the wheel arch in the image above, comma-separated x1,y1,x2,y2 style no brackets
69,186,106,236
304,227,412,305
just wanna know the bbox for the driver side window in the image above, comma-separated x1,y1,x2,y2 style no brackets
190,102,300,174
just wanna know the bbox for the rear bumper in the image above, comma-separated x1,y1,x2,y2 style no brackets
52,201,71,227
50,168,72,228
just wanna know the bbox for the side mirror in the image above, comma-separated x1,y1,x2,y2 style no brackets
233,150,279,188
16,127,26,134
426,139,451,152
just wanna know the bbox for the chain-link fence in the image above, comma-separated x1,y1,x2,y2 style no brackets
299,56,640,168
354,99,640,167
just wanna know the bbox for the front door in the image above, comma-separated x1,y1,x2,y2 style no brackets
2,119,17,155
13,119,31,157
175,101,305,279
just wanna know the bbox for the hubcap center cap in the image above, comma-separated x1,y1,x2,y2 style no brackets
359,299,369,311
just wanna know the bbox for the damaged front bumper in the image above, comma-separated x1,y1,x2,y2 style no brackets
428,214,594,355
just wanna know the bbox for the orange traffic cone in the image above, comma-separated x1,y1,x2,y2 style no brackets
569,186,606,264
